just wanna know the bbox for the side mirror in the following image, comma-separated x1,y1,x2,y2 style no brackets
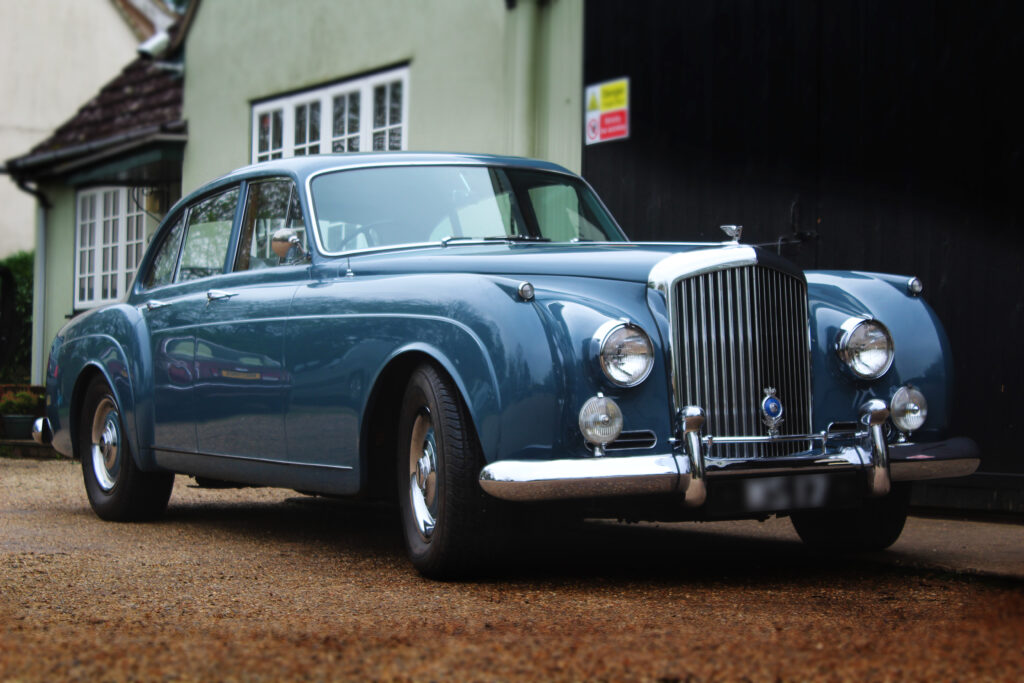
271,228,307,262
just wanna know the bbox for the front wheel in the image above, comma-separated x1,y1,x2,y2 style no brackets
397,363,492,578
79,376,174,521
790,482,911,552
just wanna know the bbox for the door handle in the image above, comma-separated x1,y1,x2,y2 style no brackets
206,289,238,302
144,300,168,311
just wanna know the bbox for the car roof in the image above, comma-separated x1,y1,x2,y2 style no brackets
214,152,572,188
168,152,577,219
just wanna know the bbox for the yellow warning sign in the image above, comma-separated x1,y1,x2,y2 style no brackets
599,79,628,111
584,77,630,145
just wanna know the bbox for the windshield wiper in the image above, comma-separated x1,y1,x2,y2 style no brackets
440,234,550,247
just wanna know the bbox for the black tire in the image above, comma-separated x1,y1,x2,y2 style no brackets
397,363,491,578
790,482,911,552
79,375,174,522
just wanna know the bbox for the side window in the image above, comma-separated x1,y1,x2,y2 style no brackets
143,214,186,289
234,179,307,270
177,188,240,282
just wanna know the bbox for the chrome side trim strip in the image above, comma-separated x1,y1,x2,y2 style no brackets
151,447,354,471
479,453,688,502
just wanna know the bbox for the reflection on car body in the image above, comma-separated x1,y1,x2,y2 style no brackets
35,153,979,578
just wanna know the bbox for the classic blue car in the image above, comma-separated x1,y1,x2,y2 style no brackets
35,153,979,577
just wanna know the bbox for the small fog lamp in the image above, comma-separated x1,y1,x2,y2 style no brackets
579,394,623,452
891,385,927,433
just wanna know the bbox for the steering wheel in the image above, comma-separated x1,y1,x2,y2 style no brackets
337,221,391,251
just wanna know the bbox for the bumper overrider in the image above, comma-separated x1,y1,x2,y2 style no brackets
478,401,979,503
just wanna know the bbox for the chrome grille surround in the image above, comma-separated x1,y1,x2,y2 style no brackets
649,247,813,459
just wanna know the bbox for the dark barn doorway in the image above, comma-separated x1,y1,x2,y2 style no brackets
583,0,1024,510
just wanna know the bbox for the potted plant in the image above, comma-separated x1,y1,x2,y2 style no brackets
0,389,43,440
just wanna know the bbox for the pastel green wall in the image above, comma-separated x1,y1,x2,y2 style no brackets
182,0,583,193
32,184,76,382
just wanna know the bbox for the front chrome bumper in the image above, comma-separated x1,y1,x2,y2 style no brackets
478,407,980,503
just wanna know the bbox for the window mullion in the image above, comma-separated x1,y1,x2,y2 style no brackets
74,195,82,309
120,189,129,298
283,106,295,158
361,82,372,152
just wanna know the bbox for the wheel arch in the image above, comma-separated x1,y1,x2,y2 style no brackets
68,362,141,464
359,347,491,500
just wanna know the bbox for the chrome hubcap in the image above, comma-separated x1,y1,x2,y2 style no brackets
90,397,121,492
408,408,438,540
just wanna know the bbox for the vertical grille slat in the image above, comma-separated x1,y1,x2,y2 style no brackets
675,265,812,459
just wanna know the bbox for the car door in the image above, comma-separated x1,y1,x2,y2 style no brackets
192,178,306,461
138,210,207,455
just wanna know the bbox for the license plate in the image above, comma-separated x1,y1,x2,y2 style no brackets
740,473,830,513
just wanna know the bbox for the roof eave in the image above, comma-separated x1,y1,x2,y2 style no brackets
5,122,186,180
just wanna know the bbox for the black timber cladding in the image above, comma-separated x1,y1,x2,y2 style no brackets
583,0,1024,510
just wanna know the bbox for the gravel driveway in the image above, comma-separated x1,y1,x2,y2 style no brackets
2,457,1022,680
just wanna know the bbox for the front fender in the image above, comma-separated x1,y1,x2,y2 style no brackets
807,271,951,439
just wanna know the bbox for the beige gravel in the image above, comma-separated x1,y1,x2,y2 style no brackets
1,457,1022,681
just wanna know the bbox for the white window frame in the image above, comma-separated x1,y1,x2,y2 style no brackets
74,186,148,309
251,66,409,163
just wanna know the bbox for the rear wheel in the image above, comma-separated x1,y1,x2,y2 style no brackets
79,376,173,521
790,482,911,552
397,363,491,578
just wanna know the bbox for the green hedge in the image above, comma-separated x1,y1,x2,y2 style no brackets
1,250,33,383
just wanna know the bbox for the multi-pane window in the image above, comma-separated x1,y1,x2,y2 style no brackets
75,187,150,308
251,66,408,163
256,110,284,162
372,80,403,151
332,92,361,152
77,194,97,304
293,101,321,156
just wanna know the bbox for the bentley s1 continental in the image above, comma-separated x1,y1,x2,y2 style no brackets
34,153,979,578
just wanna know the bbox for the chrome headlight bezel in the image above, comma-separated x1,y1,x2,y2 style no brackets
836,317,895,380
596,321,655,387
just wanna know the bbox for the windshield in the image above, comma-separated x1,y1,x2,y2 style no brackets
310,165,625,253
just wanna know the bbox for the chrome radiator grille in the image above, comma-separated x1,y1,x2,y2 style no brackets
675,265,812,458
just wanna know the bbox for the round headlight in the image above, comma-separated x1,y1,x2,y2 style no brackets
836,318,894,379
598,323,654,387
578,394,623,445
892,385,927,433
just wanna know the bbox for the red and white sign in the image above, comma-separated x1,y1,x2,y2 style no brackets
585,78,629,145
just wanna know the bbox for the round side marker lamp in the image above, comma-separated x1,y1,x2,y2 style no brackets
891,385,928,433
836,317,894,379
907,277,924,296
579,394,623,451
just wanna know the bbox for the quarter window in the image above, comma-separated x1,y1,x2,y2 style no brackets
251,66,408,163
74,187,151,308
